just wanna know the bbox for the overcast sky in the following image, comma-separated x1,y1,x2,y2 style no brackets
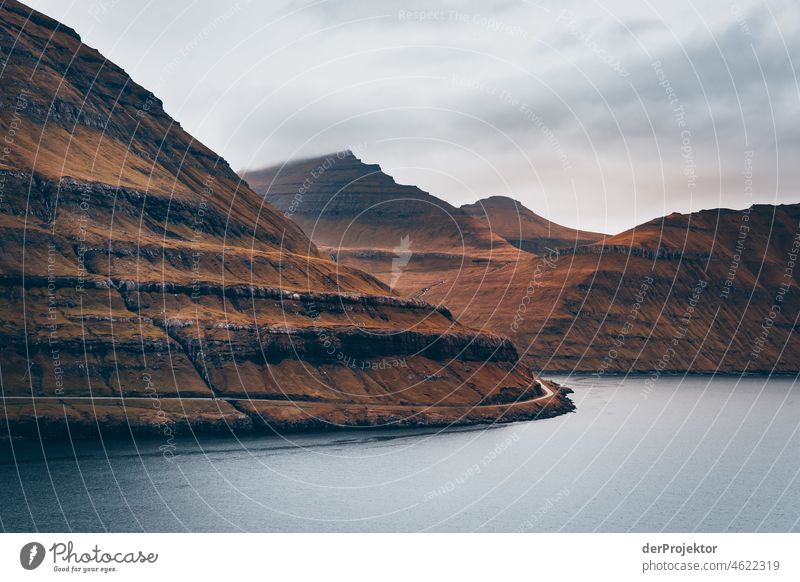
27,0,800,234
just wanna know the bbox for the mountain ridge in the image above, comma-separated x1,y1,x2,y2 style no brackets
245,151,800,374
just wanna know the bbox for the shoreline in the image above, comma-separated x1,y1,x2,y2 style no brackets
0,380,576,443
542,371,799,377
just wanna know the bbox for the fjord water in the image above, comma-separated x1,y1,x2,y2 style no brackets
1,376,798,532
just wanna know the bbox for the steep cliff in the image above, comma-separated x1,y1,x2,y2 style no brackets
0,1,573,439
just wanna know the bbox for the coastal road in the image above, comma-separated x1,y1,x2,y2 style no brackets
1,381,556,408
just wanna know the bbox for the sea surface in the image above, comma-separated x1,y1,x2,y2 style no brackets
1,375,798,532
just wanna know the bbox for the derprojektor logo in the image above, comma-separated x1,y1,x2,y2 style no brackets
20,542,46,570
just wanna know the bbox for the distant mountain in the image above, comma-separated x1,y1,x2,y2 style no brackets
423,204,800,373
243,151,515,253
461,195,604,254
0,1,572,439
247,153,800,374
243,151,522,296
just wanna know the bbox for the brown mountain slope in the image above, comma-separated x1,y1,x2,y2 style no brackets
423,204,800,373
241,151,523,297
0,1,572,439
461,195,604,254
249,148,800,373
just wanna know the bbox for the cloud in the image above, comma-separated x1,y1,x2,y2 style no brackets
26,0,800,233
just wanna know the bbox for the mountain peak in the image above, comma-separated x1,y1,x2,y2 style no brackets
462,196,604,253
466,195,524,208
241,152,522,257
241,149,403,197
3,0,81,42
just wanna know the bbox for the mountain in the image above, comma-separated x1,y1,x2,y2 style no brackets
422,204,800,373
0,1,573,439
242,151,522,297
247,153,800,374
461,195,604,254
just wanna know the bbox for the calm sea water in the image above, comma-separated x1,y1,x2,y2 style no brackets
1,376,798,532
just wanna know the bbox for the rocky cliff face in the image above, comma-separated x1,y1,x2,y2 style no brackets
0,0,572,439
